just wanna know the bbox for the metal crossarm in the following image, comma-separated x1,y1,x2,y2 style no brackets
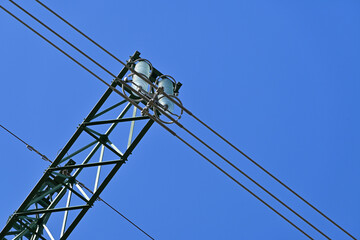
0,51,159,240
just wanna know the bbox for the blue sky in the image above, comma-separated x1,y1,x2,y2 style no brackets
0,0,359,239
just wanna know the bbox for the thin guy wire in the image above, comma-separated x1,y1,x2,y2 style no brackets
33,1,358,239
9,2,331,238
77,183,155,240
0,7,314,239
0,123,155,240
0,124,52,163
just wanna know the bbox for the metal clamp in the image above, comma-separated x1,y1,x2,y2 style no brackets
141,87,164,116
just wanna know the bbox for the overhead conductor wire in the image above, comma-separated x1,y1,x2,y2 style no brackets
0,4,317,239
15,2,336,238
0,125,155,240
32,1,358,239
7,1,332,239
6,1,341,239
4,2,350,239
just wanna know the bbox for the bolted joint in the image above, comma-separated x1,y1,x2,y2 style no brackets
141,86,164,117
99,134,109,144
141,109,148,116
174,82,182,96
141,106,150,116
66,176,77,184
156,86,164,94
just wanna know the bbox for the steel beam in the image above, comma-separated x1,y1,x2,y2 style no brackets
0,51,164,240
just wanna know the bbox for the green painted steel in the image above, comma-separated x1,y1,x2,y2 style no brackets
0,51,164,240
60,140,97,164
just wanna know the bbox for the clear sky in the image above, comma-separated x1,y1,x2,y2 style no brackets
0,0,359,239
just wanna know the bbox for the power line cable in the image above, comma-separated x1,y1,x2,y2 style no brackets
7,2,332,238
0,6,314,239
5,3,344,239
32,1,358,239
0,124,155,240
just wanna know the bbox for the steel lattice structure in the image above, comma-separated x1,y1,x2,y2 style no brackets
0,51,164,240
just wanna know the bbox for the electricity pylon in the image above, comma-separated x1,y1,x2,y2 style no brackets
0,51,166,240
